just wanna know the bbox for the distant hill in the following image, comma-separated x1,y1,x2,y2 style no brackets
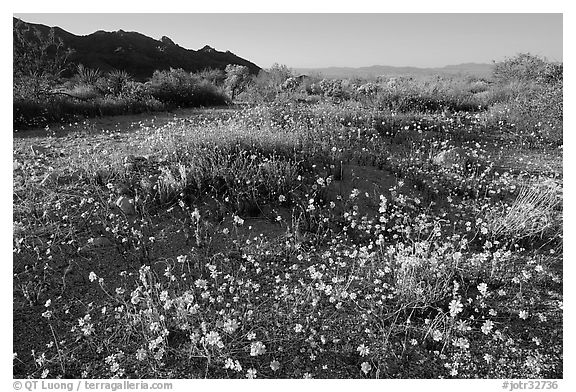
294,63,495,79
13,18,261,80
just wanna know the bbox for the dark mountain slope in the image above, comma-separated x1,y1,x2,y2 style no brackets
13,18,261,80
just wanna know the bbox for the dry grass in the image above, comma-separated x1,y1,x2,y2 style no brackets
488,179,562,240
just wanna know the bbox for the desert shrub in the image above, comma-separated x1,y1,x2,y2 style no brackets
373,77,486,114
313,79,350,100
13,18,72,99
104,69,133,96
483,83,562,145
13,91,165,129
241,73,276,103
494,53,562,85
147,68,228,107
196,68,226,86
13,67,228,129
13,95,99,128
67,84,102,100
468,79,490,94
76,64,101,86
240,64,299,103
265,63,293,92
480,80,532,105
224,64,251,101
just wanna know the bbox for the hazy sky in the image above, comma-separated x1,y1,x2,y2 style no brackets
14,13,563,69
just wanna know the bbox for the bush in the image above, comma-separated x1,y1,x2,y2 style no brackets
13,90,165,129
196,68,226,86
494,53,562,85
147,68,228,107
104,69,133,96
224,65,251,101
374,77,485,113
483,82,562,145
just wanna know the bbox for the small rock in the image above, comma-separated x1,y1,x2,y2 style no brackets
116,195,137,215
432,147,470,170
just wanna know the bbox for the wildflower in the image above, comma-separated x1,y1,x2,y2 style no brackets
449,299,464,317
453,337,469,350
477,283,488,296
481,320,494,335
224,358,235,369
176,255,187,263
41,369,49,378
191,208,201,222
360,362,372,374
44,299,51,307
78,315,94,336
246,368,257,379
294,324,303,333
130,291,140,305
270,360,280,371
89,272,98,282
357,344,370,357
279,195,286,202
136,348,147,361
537,313,547,322
204,331,224,348
42,310,52,319
35,352,46,367
246,332,256,340
250,341,266,356
432,329,443,342
233,215,244,226
223,318,239,334
519,310,529,320
194,279,208,290
484,354,493,364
